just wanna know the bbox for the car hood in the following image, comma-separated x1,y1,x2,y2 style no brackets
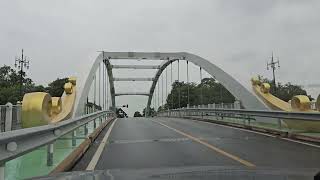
32,165,319,180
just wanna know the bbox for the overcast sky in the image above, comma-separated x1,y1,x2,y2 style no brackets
1,0,320,116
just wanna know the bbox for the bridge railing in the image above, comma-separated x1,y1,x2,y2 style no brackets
0,110,115,180
0,103,22,132
157,108,320,121
156,107,320,137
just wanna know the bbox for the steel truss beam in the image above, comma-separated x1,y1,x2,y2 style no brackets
113,78,154,81
115,92,151,96
111,65,160,69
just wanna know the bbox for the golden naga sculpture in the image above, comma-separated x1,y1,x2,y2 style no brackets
22,77,77,128
251,77,320,132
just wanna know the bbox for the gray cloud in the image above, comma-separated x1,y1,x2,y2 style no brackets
0,0,319,116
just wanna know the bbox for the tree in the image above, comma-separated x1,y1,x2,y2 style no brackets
0,65,37,104
142,107,156,116
133,111,143,117
259,76,312,102
46,78,68,97
165,78,235,110
0,65,69,104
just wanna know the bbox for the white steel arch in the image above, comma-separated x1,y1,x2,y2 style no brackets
74,52,268,117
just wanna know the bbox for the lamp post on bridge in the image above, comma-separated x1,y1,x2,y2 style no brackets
14,49,30,100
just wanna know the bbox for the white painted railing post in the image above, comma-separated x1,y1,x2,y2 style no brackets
72,131,77,146
234,100,241,109
16,101,22,129
0,163,4,180
5,103,13,132
47,143,54,166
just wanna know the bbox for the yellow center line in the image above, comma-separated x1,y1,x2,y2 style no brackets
151,119,256,168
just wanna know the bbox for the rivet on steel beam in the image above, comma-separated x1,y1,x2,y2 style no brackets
6,142,17,152
54,129,61,136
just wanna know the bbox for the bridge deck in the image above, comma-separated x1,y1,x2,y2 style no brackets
73,117,320,171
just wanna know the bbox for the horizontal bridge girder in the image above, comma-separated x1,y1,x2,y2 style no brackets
113,77,154,81
115,92,151,96
112,65,160,69
104,52,183,60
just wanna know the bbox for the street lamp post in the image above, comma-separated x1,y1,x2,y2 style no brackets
267,53,280,92
14,49,30,100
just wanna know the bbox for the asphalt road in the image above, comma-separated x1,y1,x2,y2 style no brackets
75,117,320,171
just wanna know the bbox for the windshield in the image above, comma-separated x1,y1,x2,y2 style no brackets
1,1,320,180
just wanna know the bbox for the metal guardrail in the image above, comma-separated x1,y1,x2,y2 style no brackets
0,110,115,165
157,108,320,121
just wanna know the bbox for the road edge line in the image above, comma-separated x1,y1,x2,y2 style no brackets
86,118,118,170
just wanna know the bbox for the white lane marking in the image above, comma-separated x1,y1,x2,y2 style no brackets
151,119,255,167
86,119,118,170
281,138,320,148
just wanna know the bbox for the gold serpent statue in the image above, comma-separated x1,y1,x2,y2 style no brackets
251,77,320,132
21,77,77,128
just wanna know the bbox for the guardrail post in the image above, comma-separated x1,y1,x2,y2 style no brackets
278,119,282,130
16,102,22,129
84,123,88,136
47,143,54,166
93,119,96,129
0,162,4,180
234,100,240,109
5,102,13,132
72,131,76,146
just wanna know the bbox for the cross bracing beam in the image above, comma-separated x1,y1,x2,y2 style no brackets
113,77,154,81
103,52,183,60
115,92,151,96
111,65,160,69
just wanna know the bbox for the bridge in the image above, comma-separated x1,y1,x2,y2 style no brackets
1,52,320,179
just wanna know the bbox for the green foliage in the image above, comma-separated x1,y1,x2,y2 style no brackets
0,65,68,104
46,78,68,97
0,65,37,104
165,78,235,110
142,107,156,116
258,75,313,102
133,111,143,117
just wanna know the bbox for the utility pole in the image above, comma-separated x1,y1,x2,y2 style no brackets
267,52,280,92
14,49,30,100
